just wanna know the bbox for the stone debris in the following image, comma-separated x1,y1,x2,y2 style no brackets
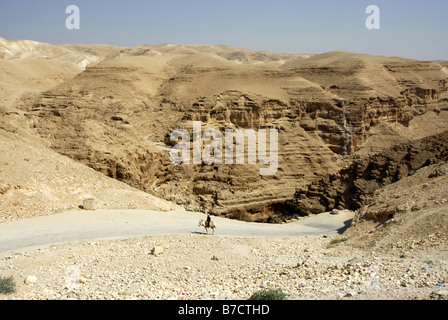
151,246,164,256
24,275,37,285
1,234,446,300
83,198,97,210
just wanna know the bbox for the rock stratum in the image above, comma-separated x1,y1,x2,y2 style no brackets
1,37,448,223
296,130,448,215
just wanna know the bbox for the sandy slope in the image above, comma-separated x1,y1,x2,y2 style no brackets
0,129,177,223
345,162,448,252
0,37,121,140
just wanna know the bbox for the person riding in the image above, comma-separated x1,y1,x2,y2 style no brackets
206,213,211,228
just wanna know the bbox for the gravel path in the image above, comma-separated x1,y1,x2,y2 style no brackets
0,209,353,254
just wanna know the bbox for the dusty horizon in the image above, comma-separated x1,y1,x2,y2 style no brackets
1,35,447,62
1,1,447,61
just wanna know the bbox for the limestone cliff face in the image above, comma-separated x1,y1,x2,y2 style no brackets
156,90,342,220
295,131,448,215
22,46,448,221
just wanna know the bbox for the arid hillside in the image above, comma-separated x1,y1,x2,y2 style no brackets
1,38,447,223
1,38,448,301
344,161,448,253
296,130,448,214
0,128,176,223
0,38,175,221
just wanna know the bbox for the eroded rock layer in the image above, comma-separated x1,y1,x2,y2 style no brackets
295,130,448,215
4,43,447,221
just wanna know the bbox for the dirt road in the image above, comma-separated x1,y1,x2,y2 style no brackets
0,209,353,254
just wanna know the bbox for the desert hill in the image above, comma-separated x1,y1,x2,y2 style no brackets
0,128,176,223
344,161,448,253
1,37,447,224
0,37,121,141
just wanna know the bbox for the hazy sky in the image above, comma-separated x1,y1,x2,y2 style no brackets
0,0,447,60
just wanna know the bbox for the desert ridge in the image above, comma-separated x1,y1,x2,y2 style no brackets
1,37,448,222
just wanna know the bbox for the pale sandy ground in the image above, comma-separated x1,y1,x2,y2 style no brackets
1,209,447,301
0,209,354,254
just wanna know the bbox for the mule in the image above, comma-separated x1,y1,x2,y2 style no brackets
198,219,216,235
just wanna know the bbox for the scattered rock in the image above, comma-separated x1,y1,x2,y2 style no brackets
1,233,447,301
428,165,447,178
83,198,97,210
24,275,37,285
435,290,448,297
151,246,164,256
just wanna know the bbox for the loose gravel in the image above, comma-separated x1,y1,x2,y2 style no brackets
1,233,447,300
